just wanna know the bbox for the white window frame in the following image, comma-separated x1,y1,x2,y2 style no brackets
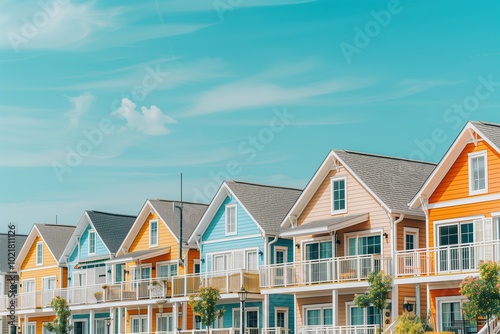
275,307,289,329
149,220,159,248
436,296,467,332
22,278,35,293
36,242,43,266
156,313,173,333
225,204,237,236
344,229,384,257
331,176,347,214
72,319,88,334
469,151,488,195
403,227,419,250
303,303,333,327
194,259,201,274
42,276,57,290
26,322,36,334
274,246,288,264
207,247,259,272
233,307,259,329
302,236,334,261
346,301,388,326
156,260,179,279
88,230,96,255
130,316,148,333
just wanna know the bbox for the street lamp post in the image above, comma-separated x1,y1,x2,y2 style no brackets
106,318,111,334
237,287,248,334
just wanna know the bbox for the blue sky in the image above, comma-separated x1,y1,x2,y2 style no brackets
1,0,500,234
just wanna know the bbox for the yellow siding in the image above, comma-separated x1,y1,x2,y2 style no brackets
21,236,57,270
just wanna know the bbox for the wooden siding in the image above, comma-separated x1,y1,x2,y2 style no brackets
202,196,261,242
79,224,109,261
397,284,427,318
429,288,461,330
21,236,57,270
396,219,426,251
268,237,293,264
129,212,179,260
20,316,55,334
269,294,295,330
295,167,392,260
430,140,500,204
186,249,200,275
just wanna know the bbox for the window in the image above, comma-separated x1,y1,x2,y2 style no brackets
209,249,259,273
331,177,347,214
246,250,258,270
225,205,237,235
88,231,96,255
437,221,475,272
348,235,381,256
348,304,379,326
150,220,158,247
194,316,201,330
131,317,147,334
94,320,106,334
157,261,178,279
234,308,259,329
275,308,288,328
36,242,43,265
157,314,173,333
436,297,477,332
73,321,86,334
194,260,201,274
304,305,333,326
27,323,36,334
469,151,487,194
275,247,287,264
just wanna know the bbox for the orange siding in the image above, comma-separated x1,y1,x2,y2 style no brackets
21,316,56,334
429,288,461,329
430,140,500,203
397,284,427,317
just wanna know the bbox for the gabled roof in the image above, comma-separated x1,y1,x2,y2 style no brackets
189,181,302,243
59,210,136,263
119,199,208,253
409,121,500,208
0,233,27,273
16,224,75,268
282,150,436,227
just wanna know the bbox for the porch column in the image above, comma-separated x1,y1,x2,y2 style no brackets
182,302,187,330
173,302,179,331
263,295,269,329
23,315,27,334
90,310,94,334
332,290,338,326
391,286,398,322
147,305,152,334
415,284,421,317
109,308,115,334
117,308,121,334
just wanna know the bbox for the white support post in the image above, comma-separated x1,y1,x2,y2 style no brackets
90,310,94,334
173,302,179,332
264,295,269,329
182,302,187,330
415,284,421,317
147,304,152,334
391,285,398,322
332,290,338,326
110,307,115,334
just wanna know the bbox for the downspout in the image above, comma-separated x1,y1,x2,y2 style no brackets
265,234,279,330
392,214,405,275
267,235,279,265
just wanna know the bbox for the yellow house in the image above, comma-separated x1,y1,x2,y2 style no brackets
405,121,500,333
108,199,207,334
15,224,75,334
260,149,435,332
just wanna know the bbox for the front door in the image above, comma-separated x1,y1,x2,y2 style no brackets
73,321,86,334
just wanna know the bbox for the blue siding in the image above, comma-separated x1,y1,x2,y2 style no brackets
211,302,263,329
269,294,295,333
268,237,293,265
72,312,111,334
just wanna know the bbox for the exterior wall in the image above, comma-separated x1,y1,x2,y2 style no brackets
396,219,426,251
21,237,56,271
20,316,55,334
429,288,461,330
268,237,293,264
397,284,427,318
129,212,179,261
269,294,294,330
211,302,263,329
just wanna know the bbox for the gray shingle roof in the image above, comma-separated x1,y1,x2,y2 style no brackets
0,233,27,273
149,200,208,241
333,150,436,215
36,224,75,261
86,210,136,254
471,121,500,148
225,181,302,234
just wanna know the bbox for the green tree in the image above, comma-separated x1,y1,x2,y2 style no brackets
353,271,392,333
189,287,225,334
43,296,73,334
394,314,424,334
460,261,500,334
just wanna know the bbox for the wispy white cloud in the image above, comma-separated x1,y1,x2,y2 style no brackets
66,92,94,127
153,0,316,12
112,98,176,136
185,77,373,116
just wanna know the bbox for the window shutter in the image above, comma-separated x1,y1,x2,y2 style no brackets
484,218,494,261
474,219,484,243
206,254,212,273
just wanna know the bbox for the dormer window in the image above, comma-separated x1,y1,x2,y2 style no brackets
150,220,158,247
36,242,43,265
469,151,487,195
331,177,347,214
88,231,96,255
225,204,237,236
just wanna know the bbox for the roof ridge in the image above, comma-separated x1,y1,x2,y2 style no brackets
87,210,136,218
150,199,209,206
476,120,500,128
37,223,75,228
228,180,303,191
337,149,437,166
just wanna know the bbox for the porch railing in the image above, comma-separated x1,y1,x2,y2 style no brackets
395,240,500,277
299,325,379,334
259,254,391,289
178,328,260,334
171,269,260,297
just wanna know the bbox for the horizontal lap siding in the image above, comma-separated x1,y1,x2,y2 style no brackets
186,249,200,275
296,294,355,327
396,219,426,251
21,316,55,334
269,294,295,329
129,212,179,260
79,223,108,261
268,237,293,264
429,288,461,330
22,236,57,270
430,141,500,203
296,168,390,259
397,284,427,318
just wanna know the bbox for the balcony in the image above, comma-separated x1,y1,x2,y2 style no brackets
0,278,171,312
395,240,500,277
299,326,378,334
259,254,391,289
171,269,260,298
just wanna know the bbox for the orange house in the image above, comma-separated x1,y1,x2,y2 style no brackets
406,121,500,332
15,224,75,334
108,199,207,334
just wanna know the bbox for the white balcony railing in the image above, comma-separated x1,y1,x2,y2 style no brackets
259,254,391,289
0,278,170,312
395,240,500,277
172,269,260,297
178,328,260,334
299,325,379,334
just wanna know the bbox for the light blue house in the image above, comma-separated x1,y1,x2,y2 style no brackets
188,181,301,334
59,210,136,334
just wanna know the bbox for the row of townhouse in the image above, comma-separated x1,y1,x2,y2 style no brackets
2,120,500,334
